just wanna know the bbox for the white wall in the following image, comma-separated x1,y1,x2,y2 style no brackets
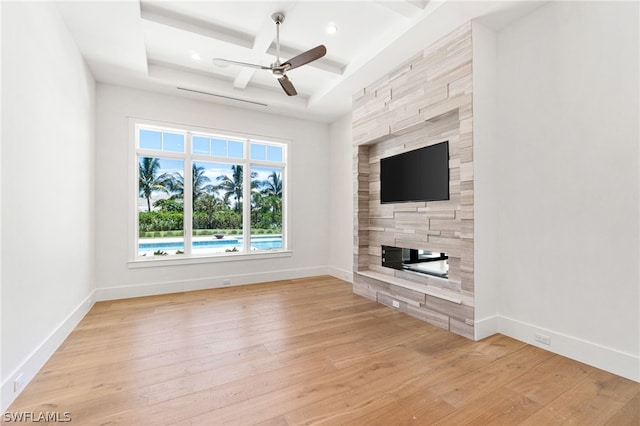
328,113,353,282
488,1,639,381
0,1,4,410
1,2,96,410
94,84,330,298
472,21,500,339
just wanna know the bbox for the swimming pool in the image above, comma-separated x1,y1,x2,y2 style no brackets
138,235,282,253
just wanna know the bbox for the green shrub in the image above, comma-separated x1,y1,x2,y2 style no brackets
153,199,183,212
192,210,242,230
139,211,183,232
139,206,283,238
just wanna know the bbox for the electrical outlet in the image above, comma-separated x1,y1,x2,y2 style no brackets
392,300,400,308
222,279,231,286
14,373,25,392
535,332,551,346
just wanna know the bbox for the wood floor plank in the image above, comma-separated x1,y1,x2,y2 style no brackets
606,391,640,425
426,345,555,408
280,360,458,425
518,369,640,425
4,276,638,425
349,387,456,425
503,353,595,405
431,387,542,425
188,346,436,425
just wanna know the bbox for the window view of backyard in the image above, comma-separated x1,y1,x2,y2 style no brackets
136,126,284,258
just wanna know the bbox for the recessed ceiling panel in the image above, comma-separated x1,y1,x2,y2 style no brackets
57,0,544,122
142,1,275,34
277,1,412,64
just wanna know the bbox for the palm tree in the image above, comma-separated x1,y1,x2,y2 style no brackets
139,157,173,211
195,193,225,229
261,171,283,223
217,165,257,212
168,163,215,206
251,189,269,225
262,171,282,198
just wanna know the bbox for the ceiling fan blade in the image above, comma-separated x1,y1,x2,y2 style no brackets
277,75,297,96
283,45,326,71
213,58,271,70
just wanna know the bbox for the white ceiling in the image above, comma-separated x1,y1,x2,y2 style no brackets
56,0,546,123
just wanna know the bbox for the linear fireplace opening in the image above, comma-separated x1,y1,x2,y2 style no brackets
381,245,449,279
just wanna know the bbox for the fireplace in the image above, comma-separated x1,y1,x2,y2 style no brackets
381,245,449,279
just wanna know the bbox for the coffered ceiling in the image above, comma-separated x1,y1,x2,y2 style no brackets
56,1,545,123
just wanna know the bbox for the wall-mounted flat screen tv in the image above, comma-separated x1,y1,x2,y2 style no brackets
380,141,449,203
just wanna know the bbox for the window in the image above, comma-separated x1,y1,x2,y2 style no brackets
134,123,287,260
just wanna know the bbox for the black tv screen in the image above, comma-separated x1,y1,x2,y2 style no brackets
380,141,449,203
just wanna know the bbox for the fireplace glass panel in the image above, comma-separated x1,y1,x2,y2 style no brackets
381,245,448,278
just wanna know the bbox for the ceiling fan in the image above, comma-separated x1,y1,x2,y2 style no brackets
213,12,326,96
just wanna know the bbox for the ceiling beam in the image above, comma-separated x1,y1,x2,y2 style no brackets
140,2,253,49
233,14,276,89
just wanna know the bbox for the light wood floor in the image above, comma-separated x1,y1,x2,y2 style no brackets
5,276,639,425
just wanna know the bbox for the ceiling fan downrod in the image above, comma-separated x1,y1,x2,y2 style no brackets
272,12,285,66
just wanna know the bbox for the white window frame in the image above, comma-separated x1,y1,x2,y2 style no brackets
128,118,291,267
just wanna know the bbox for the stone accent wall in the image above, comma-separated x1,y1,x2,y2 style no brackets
352,23,475,339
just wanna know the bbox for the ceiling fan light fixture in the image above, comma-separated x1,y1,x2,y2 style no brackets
326,22,338,34
190,51,201,61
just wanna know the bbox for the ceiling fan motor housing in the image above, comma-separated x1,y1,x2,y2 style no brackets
270,64,290,78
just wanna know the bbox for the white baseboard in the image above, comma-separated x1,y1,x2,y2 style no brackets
497,315,639,383
474,315,500,340
95,266,330,301
328,266,353,283
1,291,96,413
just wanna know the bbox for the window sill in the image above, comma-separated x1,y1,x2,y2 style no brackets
128,250,293,269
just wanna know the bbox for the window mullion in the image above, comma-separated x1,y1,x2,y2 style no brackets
184,137,193,255
243,142,251,253
281,165,287,251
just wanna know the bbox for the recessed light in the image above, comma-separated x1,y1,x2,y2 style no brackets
326,22,337,35
191,51,201,61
